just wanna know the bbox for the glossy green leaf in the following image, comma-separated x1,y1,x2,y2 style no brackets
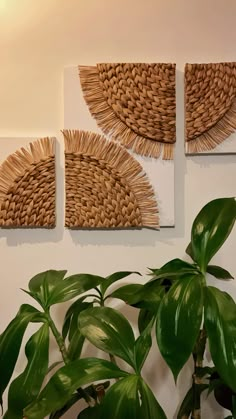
138,309,155,333
29,270,67,308
0,304,45,406
108,284,143,304
135,321,153,373
185,242,194,260
206,265,234,280
100,271,141,296
101,375,139,418
68,333,85,361
191,197,236,271
49,393,82,419
4,323,49,419
204,287,236,392
109,282,164,311
177,384,208,419
47,274,104,306
101,375,166,419
24,358,128,419
139,378,167,419
62,298,91,341
150,259,199,281
78,307,136,369
156,274,204,381
77,405,102,419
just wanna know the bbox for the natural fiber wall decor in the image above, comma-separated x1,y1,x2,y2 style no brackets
0,138,55,228
79,63,176,160
185,62,236,153
63,130,159,229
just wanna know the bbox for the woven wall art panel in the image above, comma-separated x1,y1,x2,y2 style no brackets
79,63,176,160
63,130,159,229
185,62,236,153
0,138,56,228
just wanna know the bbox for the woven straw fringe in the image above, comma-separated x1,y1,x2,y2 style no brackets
63,130,159,229
185,62,236,152
0,138,55,227
187,98,236,153
79,64,175,160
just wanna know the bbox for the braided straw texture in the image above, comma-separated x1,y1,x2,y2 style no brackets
0,138,55,228
79,63,176,159
185,62,236,153
63,130,159,229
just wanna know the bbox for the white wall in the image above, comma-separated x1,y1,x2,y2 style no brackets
0,1,236,418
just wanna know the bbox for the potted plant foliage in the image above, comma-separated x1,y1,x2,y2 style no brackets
0,197,235,419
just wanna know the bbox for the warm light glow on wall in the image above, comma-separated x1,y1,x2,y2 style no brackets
0,0,6,9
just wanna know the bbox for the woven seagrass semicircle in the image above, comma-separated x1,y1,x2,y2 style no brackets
63,130,159,229
0,138,55,228
79,63,176,160
185,62,236,153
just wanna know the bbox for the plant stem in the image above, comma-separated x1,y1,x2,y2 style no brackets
191,329,207,419
46,311,69,364
46,310,93,406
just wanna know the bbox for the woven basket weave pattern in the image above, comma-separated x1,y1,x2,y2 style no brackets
65,154,142,228
185,63,236,142
63,129,159,229
79,63,176,159
97,63,176,142
0,158,55,227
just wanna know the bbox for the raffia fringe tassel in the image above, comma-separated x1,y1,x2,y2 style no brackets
79,65,175,160
0,138,55,227
63,130,159,229
186,99,236,153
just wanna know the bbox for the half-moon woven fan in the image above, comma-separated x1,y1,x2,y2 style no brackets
185,62,236,153
79,63,176,159
0,138,55,228
63,130,159,229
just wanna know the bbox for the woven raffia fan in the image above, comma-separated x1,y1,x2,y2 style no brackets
185,62,236,153
79,63,176,160
0,138,55,227
63,130,159,229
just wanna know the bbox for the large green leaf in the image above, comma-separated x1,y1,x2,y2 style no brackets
100,271,141,296
135,321,153,373
206,265,234,280
177,384,208,419
67,333,85,361
109,282,164,311
28,270,67,308
191,198,236,271
47,274,104,306
4,323,49,418
0,304,45,406
78,307,136,369
150,259,199,281
101,375,166,419
138,309,155,333
62,296,88,340
24,358,128,419
204,287,236,392
156,274,204,380
139,378,167,419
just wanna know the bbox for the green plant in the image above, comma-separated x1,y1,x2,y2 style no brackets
0,197,235,419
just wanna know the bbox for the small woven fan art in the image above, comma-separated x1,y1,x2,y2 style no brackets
0,138,55,228
185,62,236,153
79,63,176,160
63,130,159,229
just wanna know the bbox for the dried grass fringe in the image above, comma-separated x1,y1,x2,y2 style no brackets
63,129,159,228
0,138,55,205
79,66,174,160
186,99,236,153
